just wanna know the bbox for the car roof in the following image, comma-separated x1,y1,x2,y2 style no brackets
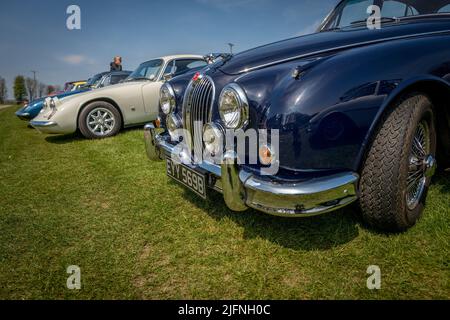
140,54,205,64
66,80,86,84
108,70,132,75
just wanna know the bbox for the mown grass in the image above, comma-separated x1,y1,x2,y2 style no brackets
0,105,448,300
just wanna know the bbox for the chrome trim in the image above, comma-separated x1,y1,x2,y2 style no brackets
182,74,216,154
144,122,360,217
218,83,249,129
199,161,221,177
15,110,30,119
160,82,176,115
144,123,163,161
243,172,359,217
424,155,437,178
30,120,58,128
237,29,450,74
144,124,222,176
406,120,433,210
221,150,248,211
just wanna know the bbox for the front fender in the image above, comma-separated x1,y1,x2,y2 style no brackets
236,33,450,173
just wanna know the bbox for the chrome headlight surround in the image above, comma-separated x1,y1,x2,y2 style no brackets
49,98,56,110
160,83,176,115
203,123,223,157
40,100,49,113
43,97,59,119
41,97,56,114
218,83,249,129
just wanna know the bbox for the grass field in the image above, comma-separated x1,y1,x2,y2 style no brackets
0,105,448,300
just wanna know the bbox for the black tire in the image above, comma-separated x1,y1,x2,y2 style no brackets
78,101,122,139
359,93,437,232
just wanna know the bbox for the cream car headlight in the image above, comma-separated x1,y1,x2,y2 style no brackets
160,83,176,115
167,113,182,141
49,98,56,110
40,100,49,113
203,123,223,156
218,83,249,129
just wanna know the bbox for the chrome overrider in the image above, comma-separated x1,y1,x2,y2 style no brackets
144,122,360,217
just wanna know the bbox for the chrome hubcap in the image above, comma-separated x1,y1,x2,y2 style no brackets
86,108,115,136
406,121,434,210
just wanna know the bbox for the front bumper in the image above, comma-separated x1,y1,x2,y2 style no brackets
144,123,359,217
15,108,31,120
30,120,58,133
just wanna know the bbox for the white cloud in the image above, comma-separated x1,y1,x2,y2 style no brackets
61,54,95,65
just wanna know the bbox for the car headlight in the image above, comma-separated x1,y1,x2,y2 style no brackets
49,98,56,110
167,113,182,142
160,83,176,115
203,123,223,156
218,83,249,129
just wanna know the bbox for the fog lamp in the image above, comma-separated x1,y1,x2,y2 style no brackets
167,114,182,141
203,123,223,156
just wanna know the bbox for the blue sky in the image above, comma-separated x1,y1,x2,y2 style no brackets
0,0,337,98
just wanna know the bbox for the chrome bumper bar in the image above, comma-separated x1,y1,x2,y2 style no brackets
144,123,359,217
15,109,31,120
30,120,57,128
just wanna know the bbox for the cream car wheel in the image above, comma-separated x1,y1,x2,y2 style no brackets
86,108,116,137
78,101,122,139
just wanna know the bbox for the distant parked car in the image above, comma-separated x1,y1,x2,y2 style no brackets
95,71,133,88
15,71,131,120
65,81,87,92
145,0,450,232
31,55,207,139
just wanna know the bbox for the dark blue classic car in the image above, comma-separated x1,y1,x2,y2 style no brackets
15,70,131,120
145,0,450,231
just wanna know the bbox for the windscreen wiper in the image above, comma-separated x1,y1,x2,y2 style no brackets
350,16,400,27
127,77,152,82
321,17,399,32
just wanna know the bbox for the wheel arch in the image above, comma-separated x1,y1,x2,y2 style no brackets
77,98,125,130
356,76,450,171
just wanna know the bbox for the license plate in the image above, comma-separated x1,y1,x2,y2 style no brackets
166,159,207,199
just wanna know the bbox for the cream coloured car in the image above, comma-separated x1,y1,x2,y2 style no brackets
31,55,207,138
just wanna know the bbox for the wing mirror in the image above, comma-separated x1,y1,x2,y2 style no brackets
163,73,173,82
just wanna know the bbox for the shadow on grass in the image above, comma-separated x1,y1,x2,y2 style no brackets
44,127,144,144
177,183,361,251
45,133,81,144
434,170,450,194
177,170,450,249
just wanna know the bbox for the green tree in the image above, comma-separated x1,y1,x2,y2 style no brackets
13,75,26,103
47,85,55,95
0,77,7,104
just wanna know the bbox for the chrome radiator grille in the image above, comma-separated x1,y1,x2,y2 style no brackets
183,76,214,157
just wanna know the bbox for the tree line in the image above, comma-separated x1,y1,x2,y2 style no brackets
0,75,62,104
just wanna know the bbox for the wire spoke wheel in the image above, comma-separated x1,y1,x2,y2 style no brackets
406,120,430,210
86,108,116,137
